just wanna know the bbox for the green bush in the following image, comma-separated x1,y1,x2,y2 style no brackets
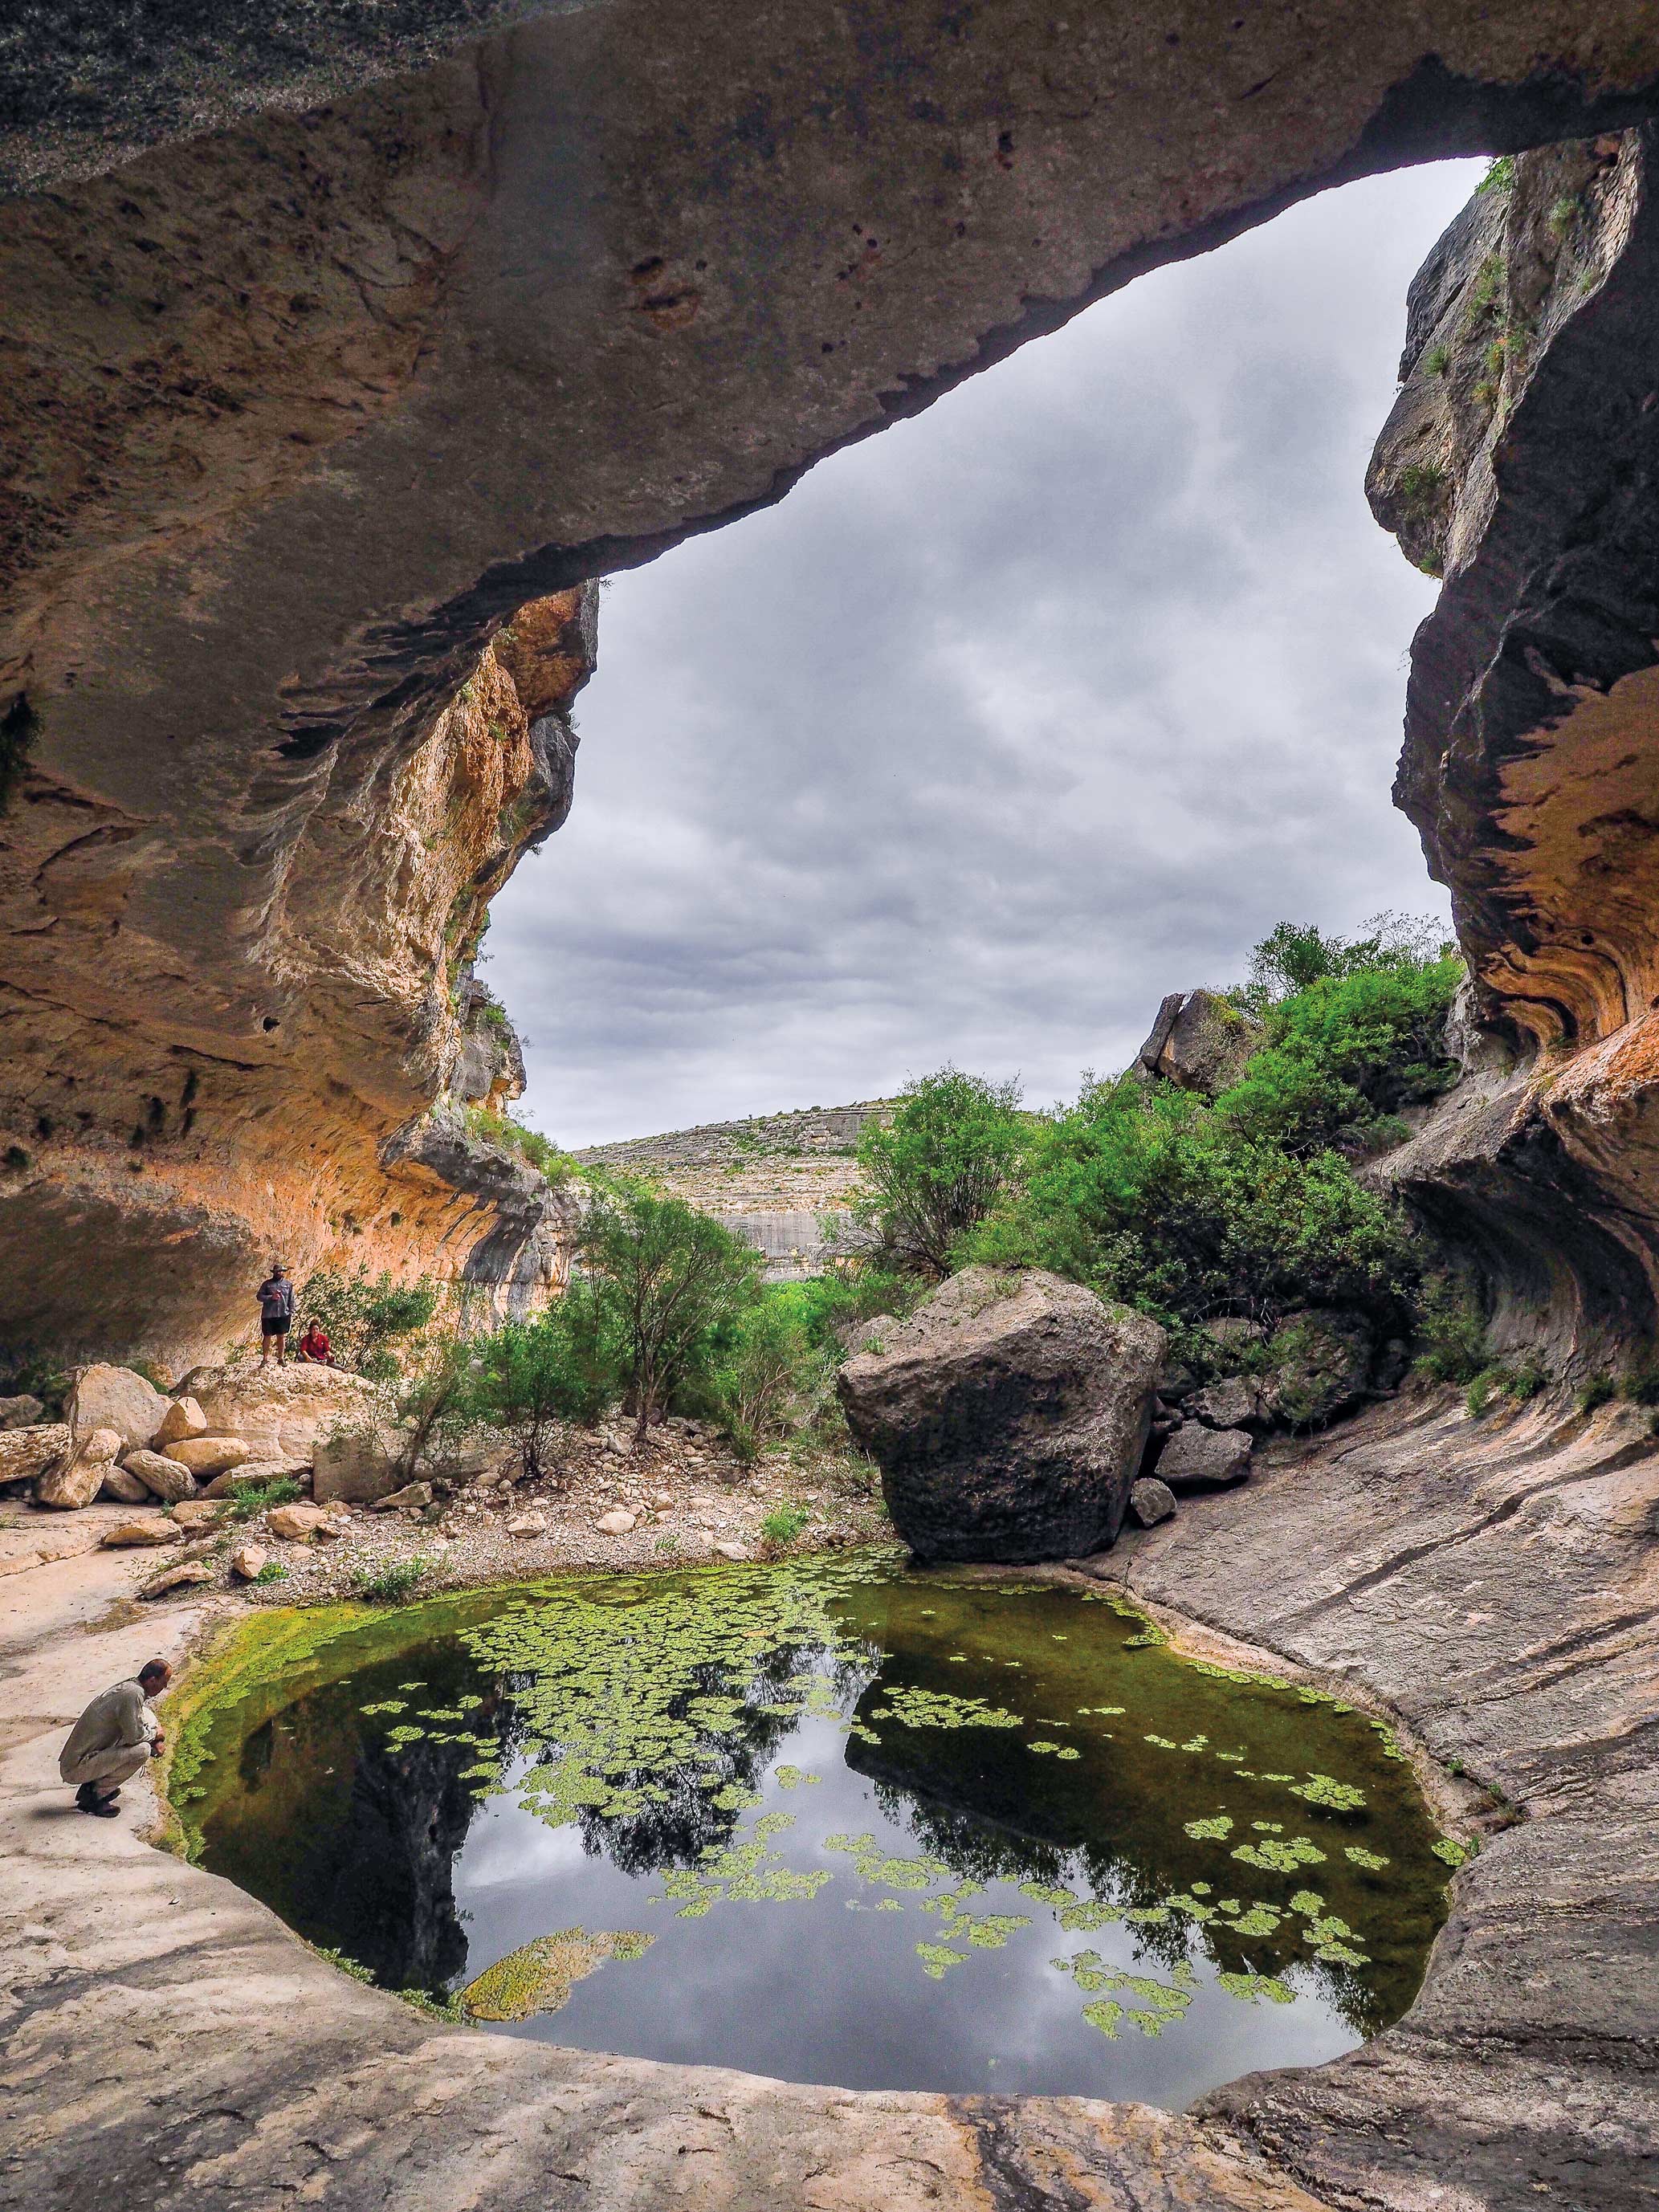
1412,1278,1490,1383
463,1289,618,1479
354,1554,433,1604
252,1561,290,1585
1577,1374,1616,1415
839,1067,1029,1279
230,1477,303,1522
576,1183,764,1444
466,1106,577,1184
704,1295,836,1459
759,1501,811,1550
299,1264,438,1376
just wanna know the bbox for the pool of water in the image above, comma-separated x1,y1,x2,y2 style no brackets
172,1553,1455,2105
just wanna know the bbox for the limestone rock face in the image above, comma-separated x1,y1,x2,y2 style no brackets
0,1423,68,1489
35,1428,119,1509
312,1423,403,1506
1136,990,1262,1097
1368,128,1659,1359
1262,1310,1376,1430
1157,1424,1253,1492
189,1365,379,1461
65,1367,166,1452
838,1267,1164,1564
121,1449,201,1504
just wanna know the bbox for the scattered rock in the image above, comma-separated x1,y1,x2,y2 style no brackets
838,1265,1165,1564
186,1362,380,1460
602,1434,626,1456
651,1492,673,1509
65,1364,169,1452
713,1540,751,1562
230,1543,267,1581
1156,1424,1253,1491
267,1502,328,1541
0,1422,71,1490
1128,1477,1178,1528
170,1498,224,1531
0,1393,44,1429
1199,1316,1267,1355
121,1448,201,1503
1188,1375,1267,1431
161,1434,251,1480
153,1395,208,1448
141,1558,216,1599
506,1516,547,1538
373,1481,431,1513
596,1509,637,1535
99,1461,152,1504
100,1518,183,1548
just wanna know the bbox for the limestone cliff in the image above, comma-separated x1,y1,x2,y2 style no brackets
0,585,594,1369
1369,129,1659,1360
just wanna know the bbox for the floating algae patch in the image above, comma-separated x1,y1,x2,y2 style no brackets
173,1553,1456,2105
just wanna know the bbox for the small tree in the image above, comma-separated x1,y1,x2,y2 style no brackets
467,1287,618,1480
577,1184,763,1445
299,1264,438,1378
842,1067,1027,1279
710,1295,836,1460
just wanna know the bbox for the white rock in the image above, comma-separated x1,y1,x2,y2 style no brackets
185,1362,380,1460
506,1516,547,1538
267,1502,328,1541
161,1435,251,1480
596,1509,637,1536
170,1498,224,1531
101,1518,184,1549
121,1449,201,1503
230,1544,267,1582
153,1396,209,1448
65,1365,169,1452
142,1558,216,1599
713,1540,751,1563
312,1424,403,1506
652,1491,674,1509
99,1461,152,1504
203,1457,309,1498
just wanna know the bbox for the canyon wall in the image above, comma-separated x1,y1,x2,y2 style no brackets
7,6,1659,1363
1370,130,1659,1363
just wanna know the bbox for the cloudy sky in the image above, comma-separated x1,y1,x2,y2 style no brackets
487,160,1485,1151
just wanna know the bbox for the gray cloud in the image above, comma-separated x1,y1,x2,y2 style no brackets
487,161,1484,1148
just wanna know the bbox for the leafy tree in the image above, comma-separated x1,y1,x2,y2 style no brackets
839,1068,1028,1279
576,1184,763,1444
465,1288,618,1480
707,1294,836,1460
298,1264,438,1379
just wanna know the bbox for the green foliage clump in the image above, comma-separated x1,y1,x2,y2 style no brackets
1424,341,1453,377
230,1477,303,1522
462,1288,618,1479
299,1264,438,1379
1396,462,1446,512
838,1067,1029,1279
1577,1373,1616,1415
354,1554,434,1604
466,1106,577,1183
1412,1277,1490,1383
251,1561,290,1585
703,1293,837,1460
1476,155,1515,196
758,1501,811,1550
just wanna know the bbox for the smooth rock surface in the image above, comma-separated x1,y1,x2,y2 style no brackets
141,1558,215,1599
96,1462,151,1505
1157,1424,1253,1491
312,1421,404,1506
63,1366,167,1452
152,1396,208,1448
120,1449,200,1504
159,1435,251,1480
839,1266,1164,1562
34,1427,120,1509
595,1509,637,1535
98,1517,181,1547
267,1503,328,1540
189,1365,380,1460
169,1500,224,1532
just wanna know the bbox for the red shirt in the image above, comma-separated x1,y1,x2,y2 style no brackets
299,1327,330,1360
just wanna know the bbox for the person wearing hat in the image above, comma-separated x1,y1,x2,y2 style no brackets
256,1261,295,1363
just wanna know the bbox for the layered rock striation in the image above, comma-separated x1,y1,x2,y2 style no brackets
1370,129,1659,1359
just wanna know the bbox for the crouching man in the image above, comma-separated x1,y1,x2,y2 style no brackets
59,1659,171,1816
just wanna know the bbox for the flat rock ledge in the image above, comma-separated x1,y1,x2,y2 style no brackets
2,1388,1655,2212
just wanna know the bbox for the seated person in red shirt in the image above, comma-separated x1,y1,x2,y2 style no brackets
293,1321,334,1366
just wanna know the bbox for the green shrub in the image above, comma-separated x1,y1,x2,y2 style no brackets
1476,155,1515,197
354,1554,433,1604
1507,1358,1547,1403
1396,462,1446,511
1412,1279,1490,1383
759,1501,811,1550
251,1561,290,1584
466,1106,577,1183
1465,1367,1504,1418
705,1296,836,1460
1620,1357,1659,1407
463,1289,618,1479
838,1067,1029,1279
1424,342,1452,377
1577,1374,1616,1415
230,1477,303,1522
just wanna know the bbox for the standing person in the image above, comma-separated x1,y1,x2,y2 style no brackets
256,1261,294,1363
59,1660,171,1816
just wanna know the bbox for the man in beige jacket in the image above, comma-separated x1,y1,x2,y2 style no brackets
59,1659,171,1815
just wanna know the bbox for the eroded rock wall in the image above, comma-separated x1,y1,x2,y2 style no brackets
1371,130,1659,1361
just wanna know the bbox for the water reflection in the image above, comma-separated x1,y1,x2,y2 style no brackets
182,1558,1450,2102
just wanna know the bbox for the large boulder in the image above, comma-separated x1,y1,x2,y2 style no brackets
1187,1375,1268,1432
185,1363,380,1460
1136,989,1262,1097
153,1396,208,1448
0,1423,71,1491
35,1427,120,1509
1156,1424,1253,1492
312,1423,405,1506
1262,1310,1376,1430
64,1364,168,1452
161,1435,251,1481
99,1461,153,1504
121,1448,202,1504
837,1266,1164,1565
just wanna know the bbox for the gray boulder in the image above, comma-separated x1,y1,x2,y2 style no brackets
1156,1424,1253,1491
1262,1310,1376,1429
312,1423,405,1505
1128,1477,1177,1528
1188,1375,1267,1431
121,1448,201,1504
0,1394,45,1430
837,1266,1165,1565
1136,988,1262,1096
